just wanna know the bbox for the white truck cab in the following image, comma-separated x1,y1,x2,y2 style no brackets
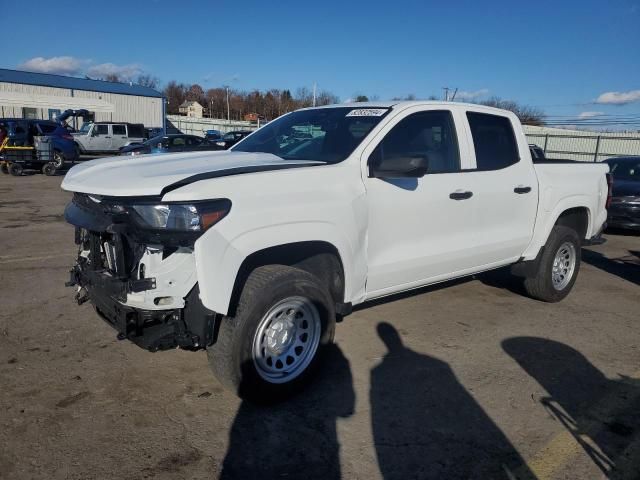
61,102,610,400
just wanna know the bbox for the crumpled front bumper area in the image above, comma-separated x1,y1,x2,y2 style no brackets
65,193,217,352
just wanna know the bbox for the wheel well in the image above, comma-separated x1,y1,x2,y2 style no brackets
228,241,345,316
555,207,589,241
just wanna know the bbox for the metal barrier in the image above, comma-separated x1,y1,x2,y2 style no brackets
525,132,640,162
166,115,259,136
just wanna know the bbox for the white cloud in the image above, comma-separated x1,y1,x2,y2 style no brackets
578,111,604,118
18,56,85,76
86,62,142,80
595,90,640,105
454,88,489,101
18,56,143,81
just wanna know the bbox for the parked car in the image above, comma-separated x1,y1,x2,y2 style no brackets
529,144,546,161
204,129,223,141
119,134,219,156
72,122,146,154
61,102,609,401
603,156,640,230
211,130,253,150
0,118,79,166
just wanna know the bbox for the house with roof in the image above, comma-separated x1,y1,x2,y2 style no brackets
178,101,203,118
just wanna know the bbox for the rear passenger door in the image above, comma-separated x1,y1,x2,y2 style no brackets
464,111,539,265
111,124,128,150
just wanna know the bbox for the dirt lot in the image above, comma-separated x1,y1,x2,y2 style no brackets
0,173,639,480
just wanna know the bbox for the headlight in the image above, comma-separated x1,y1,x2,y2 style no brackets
131,200,231,232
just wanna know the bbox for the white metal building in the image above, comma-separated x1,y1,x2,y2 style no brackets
0,68,164,128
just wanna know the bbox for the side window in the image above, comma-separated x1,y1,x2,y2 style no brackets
370,110,460,173
37,123,57,134
95,125,109,135
187,137,203,146
171,137,186,146
466,112,519,170
112,124,126,135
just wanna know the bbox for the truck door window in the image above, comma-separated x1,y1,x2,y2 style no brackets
112,125,126,135
466,112,519,170
371,111,460,173
95,125,109,136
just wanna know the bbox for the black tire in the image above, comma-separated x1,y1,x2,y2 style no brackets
42,162,57,176
207,265,336,402
1,163,8,175
523,225,581,302
52,150,64,168
9,163,23,176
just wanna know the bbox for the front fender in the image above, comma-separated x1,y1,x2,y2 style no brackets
193,222,362,315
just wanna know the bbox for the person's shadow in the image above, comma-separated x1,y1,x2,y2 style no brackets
503,337,640,478
371,322,536,479
219,343,355,479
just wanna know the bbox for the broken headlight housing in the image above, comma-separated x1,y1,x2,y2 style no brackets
130,200,231,232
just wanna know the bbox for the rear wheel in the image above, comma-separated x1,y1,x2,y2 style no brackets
523,225,581,302
9,163,23,176
207,265,336,402
42,162,57,176
52,150,64,168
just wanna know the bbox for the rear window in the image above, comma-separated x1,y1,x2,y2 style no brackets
37,123,58,134
127,124,144,138
467,112,519,170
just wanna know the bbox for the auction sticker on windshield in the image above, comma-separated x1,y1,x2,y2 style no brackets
346,109,388,117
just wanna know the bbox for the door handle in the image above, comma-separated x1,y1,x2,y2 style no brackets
514,186,532,194
449,190,473,200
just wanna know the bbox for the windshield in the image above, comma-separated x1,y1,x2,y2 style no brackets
607,158,640,180
79,122,93,133
232,107,390,163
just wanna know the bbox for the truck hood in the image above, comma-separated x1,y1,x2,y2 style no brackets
61,150,322,197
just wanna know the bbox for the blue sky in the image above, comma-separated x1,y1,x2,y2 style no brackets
3,0,640,124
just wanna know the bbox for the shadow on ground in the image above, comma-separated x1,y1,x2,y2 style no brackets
582,248,640,286
220,325,536,479
504,337,640,479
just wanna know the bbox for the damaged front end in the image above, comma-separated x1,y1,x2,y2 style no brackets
65,192,230,352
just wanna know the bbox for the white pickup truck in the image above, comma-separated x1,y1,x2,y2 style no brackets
62,102,610,400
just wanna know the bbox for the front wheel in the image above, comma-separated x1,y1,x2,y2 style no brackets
523,225,581,302
207,265,336,402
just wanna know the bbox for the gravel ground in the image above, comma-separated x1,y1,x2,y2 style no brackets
0,173,639,480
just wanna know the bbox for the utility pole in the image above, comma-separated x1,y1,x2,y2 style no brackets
224,85,230,125
443,87,450,102
313,82,317,107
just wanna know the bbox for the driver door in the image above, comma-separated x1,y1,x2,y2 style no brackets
363,107,480,297
87,124,111,151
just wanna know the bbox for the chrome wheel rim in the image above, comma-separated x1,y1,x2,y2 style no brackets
552,242,576,290
252,296,321,384
53,152,63,167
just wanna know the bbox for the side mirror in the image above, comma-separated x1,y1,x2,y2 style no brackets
369,152,429,178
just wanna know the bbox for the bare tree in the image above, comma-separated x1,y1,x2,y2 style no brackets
479,96,545,126
136,74,160,89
